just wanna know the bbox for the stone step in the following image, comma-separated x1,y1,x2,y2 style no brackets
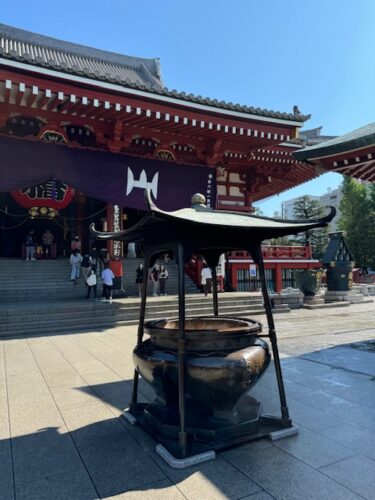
0,255,200,302
0,295,264,318
0,297,265,321
303,302,351,310
0,305,289,337
0,301,265,321
0,282,199,301
0,290,288,337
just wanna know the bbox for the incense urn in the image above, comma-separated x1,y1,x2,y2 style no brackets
133,317,270,425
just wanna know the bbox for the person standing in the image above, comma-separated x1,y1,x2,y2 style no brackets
201,263,213,296
81,253,92,282
70,249,82,284
101,262,115,303
135,263,144,297
150,265,160,296
42,229,54,259
86,266,97,299
25,230,36,261
159,265,169,296
71,236,82,253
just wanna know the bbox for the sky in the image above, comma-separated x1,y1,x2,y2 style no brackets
2,0,375,215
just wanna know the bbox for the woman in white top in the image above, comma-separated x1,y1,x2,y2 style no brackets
201,263,213,296
70,250,82,284
101,263,115,302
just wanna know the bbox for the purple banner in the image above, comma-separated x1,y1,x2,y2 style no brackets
0,136,216,211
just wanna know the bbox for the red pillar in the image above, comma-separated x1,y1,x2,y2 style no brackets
275,265,283,293
231,264,238,290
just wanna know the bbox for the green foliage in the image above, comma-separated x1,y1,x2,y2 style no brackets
292,196,329,259
338,177,375,269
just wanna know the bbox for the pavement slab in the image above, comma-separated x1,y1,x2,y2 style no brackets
11,427,84,486
320,423,375,461
320,454,375,500
15,469,99,500
271,426,355,468
104,479,186,499
156,455,262,500
0,299,375,499
229,446,363,500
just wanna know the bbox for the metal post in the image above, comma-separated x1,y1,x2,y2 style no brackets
257,254,291,424
130,251,150,410
212,266,219,317
177,243,188,455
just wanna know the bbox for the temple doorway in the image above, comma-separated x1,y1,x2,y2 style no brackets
0,191,106,258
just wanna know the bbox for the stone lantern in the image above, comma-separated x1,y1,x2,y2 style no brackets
322,231,361,303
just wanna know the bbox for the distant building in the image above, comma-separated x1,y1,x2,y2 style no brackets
298,126,336,145
281,185,343,232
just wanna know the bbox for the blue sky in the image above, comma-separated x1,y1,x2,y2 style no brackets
3,1,375,214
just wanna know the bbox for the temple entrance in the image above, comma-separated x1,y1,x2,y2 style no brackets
0,191,106,258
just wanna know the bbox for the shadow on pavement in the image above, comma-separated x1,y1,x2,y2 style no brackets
4,339,375,499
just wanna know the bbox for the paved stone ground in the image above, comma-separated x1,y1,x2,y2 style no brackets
1,301,375,499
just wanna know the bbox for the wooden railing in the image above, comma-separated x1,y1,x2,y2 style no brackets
185,246,314,287
229,245,312,260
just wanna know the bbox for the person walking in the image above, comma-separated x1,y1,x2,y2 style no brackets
201,263,213,296
86,266,97,299
70,249,82,284
135,263,144,297
101,262,115,303
25,230,36,260
71,236,82,253
42,229,54,259
159,265,169,296
150,265,160,296
81,253,92,282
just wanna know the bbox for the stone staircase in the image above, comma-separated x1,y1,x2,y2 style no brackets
122,258,198,296
0,257,198,303
0,293,289,338
0,258,290,337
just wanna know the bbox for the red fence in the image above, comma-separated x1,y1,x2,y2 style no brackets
228,245,312,261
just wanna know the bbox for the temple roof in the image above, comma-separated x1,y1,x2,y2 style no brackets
0,23,164,90
0,23,309,123
295,123,375,161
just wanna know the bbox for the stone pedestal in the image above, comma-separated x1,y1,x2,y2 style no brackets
303,295,325,306
324,290,365,304
270,288,304,309
353,284,375,296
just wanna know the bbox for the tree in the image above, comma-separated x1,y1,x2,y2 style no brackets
338,177,375,269
292,196,329,259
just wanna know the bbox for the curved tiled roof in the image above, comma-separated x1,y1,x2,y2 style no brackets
295,123,375,160
0,23,164,90
0,24,309,123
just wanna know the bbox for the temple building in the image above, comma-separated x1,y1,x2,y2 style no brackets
0,24,324,290
294,122,375,183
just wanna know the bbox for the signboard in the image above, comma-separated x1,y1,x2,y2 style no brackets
249,264,257,277
106,203,123,259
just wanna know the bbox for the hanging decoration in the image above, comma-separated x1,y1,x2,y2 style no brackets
10,128,75,218
11,178,75,217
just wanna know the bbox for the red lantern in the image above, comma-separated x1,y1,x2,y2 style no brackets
11,178,75,213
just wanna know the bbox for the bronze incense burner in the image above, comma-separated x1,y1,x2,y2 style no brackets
91,190,334,460
134,317,269,432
